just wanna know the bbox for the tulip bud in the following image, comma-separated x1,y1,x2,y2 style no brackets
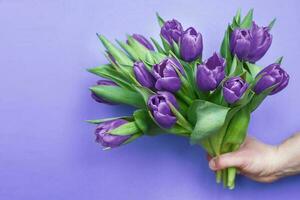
254,63,289,95
133,61,155,88
196,53,225,91
95,119,132,148
131,34,155,51
91,80,118,104
160,19,183,45
180,27,203,62
148,91,178,128
223,77,248,104
230,22,272,63
152,58,184,92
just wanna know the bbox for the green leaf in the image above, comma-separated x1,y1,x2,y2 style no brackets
168,102,193,132
97,34,133,66
208,85,223,105
86,116,132,124
133,109,161,135
172,41,180,58
87,65,133,90
116,40,139,61
161,35,171,53
240,9,254,28
208,105,244,155
222,107,250,151
123,133,142,145
133,109,152,133
231,9,241,29
229,56,243,76
90,85,145,108
109,121,140,135
127,36,150,61
248,84,278,112
150,51,166,63
276,56,283,64
156,12,165,27
221,26,233,72
133,85,155,106
147,110,189,136
268,18,276,30
249,73,263,91
103,52,134,78
245,62,262,79
145,51,155,67
188,100,230,143
117,63,141,85
235,9,241,24
167,125,190,136
231,88,254,107
150,37,166,54
180,60,200,99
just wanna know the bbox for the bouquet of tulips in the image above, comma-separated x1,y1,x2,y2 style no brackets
87,9,289,189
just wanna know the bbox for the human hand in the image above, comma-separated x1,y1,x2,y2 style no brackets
208,137,282,183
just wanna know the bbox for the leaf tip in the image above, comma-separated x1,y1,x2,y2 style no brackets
89,86,96,92
268,18,276,30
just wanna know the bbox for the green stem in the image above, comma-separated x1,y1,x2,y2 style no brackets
216,170,222,183
227,167,236,189
222,169,228,188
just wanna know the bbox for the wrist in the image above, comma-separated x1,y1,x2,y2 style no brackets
272,141,300,178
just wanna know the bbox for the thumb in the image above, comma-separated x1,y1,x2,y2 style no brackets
209,151,246,171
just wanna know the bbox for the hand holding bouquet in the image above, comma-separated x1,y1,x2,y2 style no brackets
87,9,289,189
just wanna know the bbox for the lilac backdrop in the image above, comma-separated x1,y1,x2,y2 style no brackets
1,0,300,199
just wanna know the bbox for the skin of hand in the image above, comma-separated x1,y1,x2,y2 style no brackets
208,134,300,183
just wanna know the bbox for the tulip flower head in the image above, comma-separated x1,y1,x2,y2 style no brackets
180,27,203,62
223,77,248,104
95,119,132,148
230,22,272,63
254,63,289,95
161,19,183,45
91,80,118,104
148,91,178,128
196,53,225,91
133,61,155,88
152,58,184,92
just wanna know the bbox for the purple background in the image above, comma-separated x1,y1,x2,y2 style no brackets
1,0,300,199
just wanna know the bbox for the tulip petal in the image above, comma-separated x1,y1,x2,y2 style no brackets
254,75,276,94
223,87,239,104
233,38,251,59
153,111,177,128
155,77,181,92
95,119,131,148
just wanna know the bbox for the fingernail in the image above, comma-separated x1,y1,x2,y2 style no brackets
209,158,216,170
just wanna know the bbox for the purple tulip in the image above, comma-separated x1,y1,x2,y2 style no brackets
148,91,178,128
161,19,183,45
196,53,226,91
230,22,272,63
91,80,118,104
180,27,203,62
152,58,184,92
223,77,248,104
132,34,155,51
253,63,289,95
95,119,132,148
133,61,155,88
